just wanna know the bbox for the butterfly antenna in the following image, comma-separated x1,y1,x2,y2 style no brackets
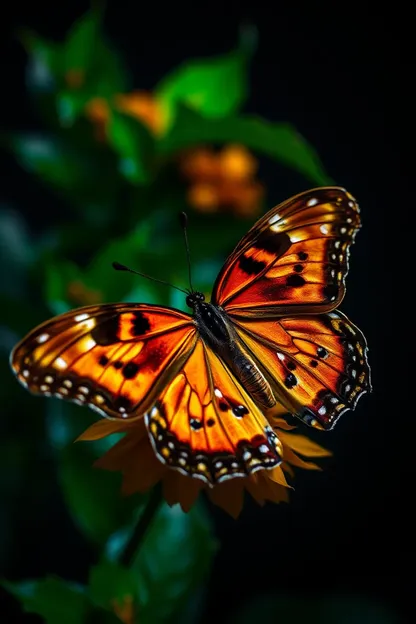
112,262,188,295
179,212,194,293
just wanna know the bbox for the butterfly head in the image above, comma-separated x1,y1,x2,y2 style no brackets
186,291,205,309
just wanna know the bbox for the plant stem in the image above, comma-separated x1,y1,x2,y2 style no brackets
120,485,163,567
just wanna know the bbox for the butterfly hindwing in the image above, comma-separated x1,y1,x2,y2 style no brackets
212,187,361,315
11,303,196,420
232,310,371,430
145,338,283,485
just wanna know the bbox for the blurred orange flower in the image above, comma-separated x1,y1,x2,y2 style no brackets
78,409,331,519
179,145,264,217
112,594,134,624
85,91,164,141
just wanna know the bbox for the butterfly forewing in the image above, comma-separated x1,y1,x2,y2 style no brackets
212,187,361,315
11,303,196,420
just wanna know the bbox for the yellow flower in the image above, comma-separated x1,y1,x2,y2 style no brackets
179,145,264,217
78,406,331,519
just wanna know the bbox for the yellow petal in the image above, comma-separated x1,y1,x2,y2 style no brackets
279,431,332,458
282,462,295,478
272,417,297,431
208,479,245,518
162,470,204,512
76,419,131,442
268,465,291,488
283,446,322,471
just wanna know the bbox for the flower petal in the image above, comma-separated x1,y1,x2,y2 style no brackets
282,446,322,471
268,466,291,488
162,470,204,513
76,419,135,442
94,428,147,472
121,442,166,496
279,431,332,458
208,479,245,518
272,417,297,431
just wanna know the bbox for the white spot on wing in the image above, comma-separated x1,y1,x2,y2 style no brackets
22,370,29,378
37,333,49,344
277,352,285,361
320,224,329,234
82,338,96,350
307,198,318,207
268,213,281,226
318,406,327,416
55,357,67,370
74,313,89,322
214,388,223,398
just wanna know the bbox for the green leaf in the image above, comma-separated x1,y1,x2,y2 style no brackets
156,26,256,127
88,561,138,612
107,110,155,184
63,8,128,93
45,260,80,315
132,502,216,623
159,106,333,185
2,577,88,624
63,8,102,73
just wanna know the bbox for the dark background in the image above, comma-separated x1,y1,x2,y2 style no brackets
0,2,407,623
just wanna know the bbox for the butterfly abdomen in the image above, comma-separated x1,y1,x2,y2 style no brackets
231,351,276,409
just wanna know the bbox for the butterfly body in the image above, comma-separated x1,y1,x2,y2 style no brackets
191,296,276,409
10,187,371,485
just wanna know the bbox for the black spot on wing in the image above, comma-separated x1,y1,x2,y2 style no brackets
239,255,266,275
284,373,297,388
122,362,139,379
98,355,109,366
286,274,306,287
323,283,339,302
91,315,120,345
253,230,291,255
132,312,151,336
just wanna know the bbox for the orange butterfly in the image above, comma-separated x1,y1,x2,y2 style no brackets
10,187,371,486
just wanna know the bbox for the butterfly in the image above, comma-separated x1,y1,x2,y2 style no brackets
10,187,371,486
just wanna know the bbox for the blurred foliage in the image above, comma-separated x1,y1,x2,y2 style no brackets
1,6,333,623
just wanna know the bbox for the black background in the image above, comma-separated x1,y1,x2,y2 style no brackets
0,2,408,623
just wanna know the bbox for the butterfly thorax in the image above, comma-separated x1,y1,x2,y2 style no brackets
191,298,276,410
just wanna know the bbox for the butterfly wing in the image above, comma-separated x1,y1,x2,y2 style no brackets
10,303,197,420
145,337,283,485
231,311,371,430
212,187,361,315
